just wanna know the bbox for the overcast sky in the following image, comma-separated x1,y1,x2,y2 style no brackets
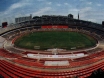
0,0,104,25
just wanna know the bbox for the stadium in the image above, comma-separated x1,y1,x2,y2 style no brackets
0,14,104,78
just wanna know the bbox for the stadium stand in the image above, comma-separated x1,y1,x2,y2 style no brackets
0,15,104,78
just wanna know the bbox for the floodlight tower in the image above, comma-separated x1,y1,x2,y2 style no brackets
78,12,79,20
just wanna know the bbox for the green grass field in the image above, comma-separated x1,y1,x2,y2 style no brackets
14,31,97,50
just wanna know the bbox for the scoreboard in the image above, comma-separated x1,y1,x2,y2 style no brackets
2,22,8,28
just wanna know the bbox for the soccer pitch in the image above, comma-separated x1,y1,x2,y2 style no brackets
14,31,97,50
